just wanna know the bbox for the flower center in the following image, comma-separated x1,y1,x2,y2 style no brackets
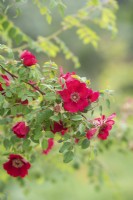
99,124,107,132
12,159,23,168
71,92,80,103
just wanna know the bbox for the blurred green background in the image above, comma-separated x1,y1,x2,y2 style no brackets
0,0,133,200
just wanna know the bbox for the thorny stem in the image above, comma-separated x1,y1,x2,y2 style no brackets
0,64,45,95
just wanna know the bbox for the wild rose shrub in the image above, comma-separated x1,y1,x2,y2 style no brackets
0,47,116,178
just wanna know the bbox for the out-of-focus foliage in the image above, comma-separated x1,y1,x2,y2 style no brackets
0,0,118,68
33,0,67,22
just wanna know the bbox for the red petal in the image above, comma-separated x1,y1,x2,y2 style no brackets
9,154,23,160
64,101,79,113
77,99,89,111
86,128,97,140
98,131,109,140
106,120,115,126
77,83,91,98
66,80,81,93
58,89,71,102
107,113,116,120
43,138,54,155
90,91,99,102
20,165,28,178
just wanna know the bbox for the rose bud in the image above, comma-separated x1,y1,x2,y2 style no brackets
75,138,80,144
12,121,30,138
53,104,61,113
0,74,10,92
21,99,29,105
18,99,29,105
20,50,37,67
3,154,31,178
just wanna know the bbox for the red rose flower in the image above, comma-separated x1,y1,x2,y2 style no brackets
58,79,93,113
86,128,97,140
3,154,31,178
0,74,10,92
94,113,116,140
20,50,37,67
43,138,54,155
51,121,68,135
12,122,30,138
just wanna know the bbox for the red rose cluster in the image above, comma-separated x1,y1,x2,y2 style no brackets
58,70,116,141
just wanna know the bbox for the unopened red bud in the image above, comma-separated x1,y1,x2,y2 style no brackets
54,104,61,113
